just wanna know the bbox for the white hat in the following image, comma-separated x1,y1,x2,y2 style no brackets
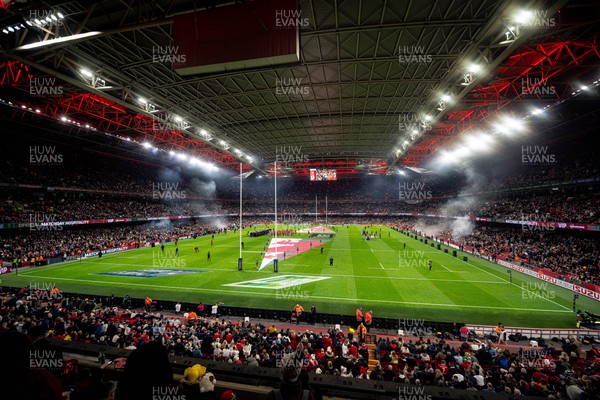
199,372,216,393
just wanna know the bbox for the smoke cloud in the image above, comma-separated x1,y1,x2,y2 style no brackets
415,166,489,241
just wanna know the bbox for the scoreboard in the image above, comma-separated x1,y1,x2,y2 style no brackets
309,169,337,181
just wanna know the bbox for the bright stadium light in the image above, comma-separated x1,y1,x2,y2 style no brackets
515,10,533,25
453,145,471,158
142,142,153,149
465,132,495,152
176,152,187,161
493,116,526,135
15,31,102,50
468,64,480,74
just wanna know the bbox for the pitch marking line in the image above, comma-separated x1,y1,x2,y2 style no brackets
57,265,502,284
435,244,572,312
440,264,453,272
17,274,570,313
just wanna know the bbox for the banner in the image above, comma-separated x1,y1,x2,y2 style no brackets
1,213,599,231
83,246,132,258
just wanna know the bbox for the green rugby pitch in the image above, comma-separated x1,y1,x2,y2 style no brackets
2,225,595,328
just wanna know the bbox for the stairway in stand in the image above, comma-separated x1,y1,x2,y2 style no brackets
367,343,378,370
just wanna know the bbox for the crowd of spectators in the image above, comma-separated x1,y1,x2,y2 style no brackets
0,221,239,262
477,193,598,224
370,331,599,398
1,144,599,225
458,226,600,286
1,190,597,224
0,290,598,399
0,196,229,223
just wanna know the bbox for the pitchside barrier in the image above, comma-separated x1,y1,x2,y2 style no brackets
52,339,543,400
463,324,599,341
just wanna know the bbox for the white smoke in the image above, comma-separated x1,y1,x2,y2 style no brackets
158,167,182,183
415,167,488,241
151,219,172,229
186,178,230,229
188,178,217,197
413,219,446,238
449,219,475,241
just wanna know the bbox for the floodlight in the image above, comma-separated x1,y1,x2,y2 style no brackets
515,10,533,25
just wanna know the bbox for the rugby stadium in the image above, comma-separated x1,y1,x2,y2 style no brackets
0,1,599,399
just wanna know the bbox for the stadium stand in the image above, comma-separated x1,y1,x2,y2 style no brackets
1,290,598,399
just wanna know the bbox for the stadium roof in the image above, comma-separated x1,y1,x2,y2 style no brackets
0,0,599,176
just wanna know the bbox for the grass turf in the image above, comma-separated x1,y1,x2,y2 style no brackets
2,225,596,328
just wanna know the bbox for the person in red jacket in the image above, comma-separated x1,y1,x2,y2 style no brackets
187,311,198,321
364,310,373,331
322,333,332,349
356,307,363,326
348,342,358,358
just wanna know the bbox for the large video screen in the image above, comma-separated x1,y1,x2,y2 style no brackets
309,169,337,181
